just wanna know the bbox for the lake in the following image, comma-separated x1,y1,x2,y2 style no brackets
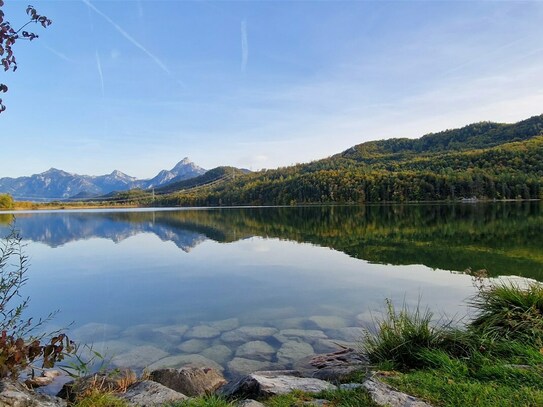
1,202,542,378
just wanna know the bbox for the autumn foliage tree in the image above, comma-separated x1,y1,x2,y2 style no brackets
0,1,52,114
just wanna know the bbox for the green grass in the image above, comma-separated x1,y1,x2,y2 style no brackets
363,299,448,370
469,281,543,345
165,394,237,407
363,281,543,406
264,388,379,407
72,390,129,407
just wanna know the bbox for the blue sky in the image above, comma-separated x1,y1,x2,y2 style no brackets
2,0,543,178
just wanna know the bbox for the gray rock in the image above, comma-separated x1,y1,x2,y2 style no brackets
177,339,210,353
339,383,364,390
276,341,314,366
362,378,434,407
185,325,221,339
111,345,169,369
222,372,336,399
308,316,349,330
209,318,240,332
227,358,274,376
293,348,369,381
0,379,66,407
147,354,224,372
235,341,276,361
121,380,188,406
278,329,328,343
148,367,226,396
200,345,233,365
312,339,354,354
238,399,266,407
221,327,278,343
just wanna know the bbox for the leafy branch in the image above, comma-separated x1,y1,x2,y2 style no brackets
0,2,52,113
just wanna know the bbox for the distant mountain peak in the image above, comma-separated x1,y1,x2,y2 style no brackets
171,157,198,172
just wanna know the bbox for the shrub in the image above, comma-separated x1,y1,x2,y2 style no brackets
0,194,14,210
0,227,74,379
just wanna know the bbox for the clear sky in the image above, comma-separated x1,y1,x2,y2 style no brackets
2,0,543,179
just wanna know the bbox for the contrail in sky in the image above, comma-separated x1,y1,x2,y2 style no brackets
241,19,249,73
95,51,105,97
43,45,74,63
82,0,174,78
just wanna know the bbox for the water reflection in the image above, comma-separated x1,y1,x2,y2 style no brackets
3,202,543,279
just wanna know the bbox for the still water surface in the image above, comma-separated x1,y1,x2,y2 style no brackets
1,203,542,376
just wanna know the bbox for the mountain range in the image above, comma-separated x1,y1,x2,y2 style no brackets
0,157,205,201
153,114,543,206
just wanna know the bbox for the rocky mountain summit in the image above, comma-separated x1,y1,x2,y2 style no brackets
0,158,206,201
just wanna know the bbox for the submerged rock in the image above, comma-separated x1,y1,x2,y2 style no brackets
152,324,190,339
308,316,349,330
326,327,363,343
276,341,314,366
121,380,188,406
209,318,240,332
70,322,121,342
147,354,224,372
235,341,276,361
185,325,221,339
111,345,169,369
278,329,328,343
227,358,274,376
221,327,278,343
148,367,226,396
200,345,233,365
177,339,210,353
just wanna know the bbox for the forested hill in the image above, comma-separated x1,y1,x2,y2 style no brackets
339,114,543,160
153,114,543,206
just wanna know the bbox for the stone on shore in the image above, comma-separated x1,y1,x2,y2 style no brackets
293,348,369,381
1,378,66,407
148,367,226,396
121,380,188,406
222,371,336,399
362,377,434,407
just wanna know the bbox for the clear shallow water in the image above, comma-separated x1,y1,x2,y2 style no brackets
1,203,542,377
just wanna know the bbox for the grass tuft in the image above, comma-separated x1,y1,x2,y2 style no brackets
363,299,447,370
72,389,129,407
468,281,543,345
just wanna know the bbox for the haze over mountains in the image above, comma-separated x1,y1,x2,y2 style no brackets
0,158,205,201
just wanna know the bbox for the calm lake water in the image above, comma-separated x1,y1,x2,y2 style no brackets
1,203,542,377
